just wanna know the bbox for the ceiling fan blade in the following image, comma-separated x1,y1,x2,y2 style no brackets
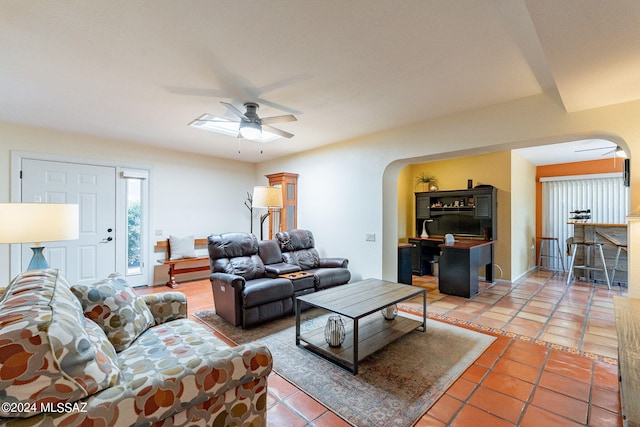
263,124,294,139
575,146,613,152
220,102,247,120
191,117,239,123
260,114,297,125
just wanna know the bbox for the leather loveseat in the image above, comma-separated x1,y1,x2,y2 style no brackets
208,230,350,328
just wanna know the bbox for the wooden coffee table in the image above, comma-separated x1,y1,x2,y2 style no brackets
295,278,426,374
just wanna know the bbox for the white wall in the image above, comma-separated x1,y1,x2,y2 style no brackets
257,93,640,296
0,122,256,285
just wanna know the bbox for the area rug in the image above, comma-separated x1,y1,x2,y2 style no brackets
193,309,495,427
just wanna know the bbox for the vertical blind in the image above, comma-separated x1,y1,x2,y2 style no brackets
540,173,629,270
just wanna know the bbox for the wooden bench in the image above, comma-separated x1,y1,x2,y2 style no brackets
156,238,210,289
613,296,640,427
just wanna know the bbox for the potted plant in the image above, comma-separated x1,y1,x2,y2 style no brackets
415,172,438,192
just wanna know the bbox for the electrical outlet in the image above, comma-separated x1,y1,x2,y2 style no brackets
155,229,163,236
365,233,376,242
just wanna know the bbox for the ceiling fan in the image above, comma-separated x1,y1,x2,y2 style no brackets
575,145,627,158
189,102,297,142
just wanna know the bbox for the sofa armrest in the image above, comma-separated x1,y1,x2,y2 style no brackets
320,258,349,268
210,272,246,289
141,292,188,324
210,272,246,327
215,341,273,384
265,262,301,276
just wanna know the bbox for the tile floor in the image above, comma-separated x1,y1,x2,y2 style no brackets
405,269,626,361
136,270,624,426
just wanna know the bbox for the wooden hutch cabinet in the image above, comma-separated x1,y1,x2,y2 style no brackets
265,172,299,239
410,185,497,275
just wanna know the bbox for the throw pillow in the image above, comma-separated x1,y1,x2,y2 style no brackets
169,235,197,260
71,273,155,352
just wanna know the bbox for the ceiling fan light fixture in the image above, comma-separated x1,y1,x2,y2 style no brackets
239,121,262,140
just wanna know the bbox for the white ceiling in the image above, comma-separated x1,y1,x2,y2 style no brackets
1,0,638,163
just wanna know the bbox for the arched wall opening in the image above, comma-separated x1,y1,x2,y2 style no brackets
382,135,630,288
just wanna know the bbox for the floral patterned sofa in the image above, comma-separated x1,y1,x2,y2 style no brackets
0,269,272,426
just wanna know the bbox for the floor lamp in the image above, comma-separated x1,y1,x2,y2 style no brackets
252,186,283,240
0,203,79,270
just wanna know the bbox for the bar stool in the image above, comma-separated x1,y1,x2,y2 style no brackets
566,240,611,289
537,237,565,271
611,243,628,283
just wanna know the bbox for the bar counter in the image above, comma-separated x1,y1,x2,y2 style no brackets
568,222,627,284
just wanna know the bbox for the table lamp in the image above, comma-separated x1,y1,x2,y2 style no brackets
252,186,283,240
0,203,79,270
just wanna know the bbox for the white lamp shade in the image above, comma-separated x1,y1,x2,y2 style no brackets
252,186,283,208
239,121,262,140
0,203,79,244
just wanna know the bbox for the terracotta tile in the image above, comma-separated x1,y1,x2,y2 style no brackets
485,336,510,355
520,405,583,427
447,310,479,322
593,361,619,392
527,300,554,309
481,311,512,322
446,378,477,401
582,342,618,360
530,387,588,423
587,318,617,329
591,386,621,414
266,402,308,427
473,316,507,329
544,358,592,384
588,406,623,427
414,414,447,427
544,325,583,339
503,346,546,368
538,332,580,349
509,316,544,330
522,305,553,316
461,364,489,383
482,371,534,402
551,311,586,323
475,351,499,368
547,317,583,331
583,333,617,347
284,391,327,421
312,411,352,427
538,371,590,401
450,404,513,427
556,303,588,314
468,386,525,423
493,358,541,384
548,349,593,371
427,394,462,423
267,375,299,400
487,306,516,315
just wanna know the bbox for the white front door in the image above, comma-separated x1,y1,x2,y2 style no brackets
21,159,117,284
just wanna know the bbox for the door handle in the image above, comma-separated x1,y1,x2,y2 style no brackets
101,237,113,243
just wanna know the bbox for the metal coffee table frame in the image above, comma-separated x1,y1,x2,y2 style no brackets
295,278,426,374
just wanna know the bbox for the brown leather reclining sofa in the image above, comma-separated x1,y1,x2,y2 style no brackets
208,229,350,328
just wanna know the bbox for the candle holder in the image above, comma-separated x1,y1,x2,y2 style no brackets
381,304,398,320
324,315,346,347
